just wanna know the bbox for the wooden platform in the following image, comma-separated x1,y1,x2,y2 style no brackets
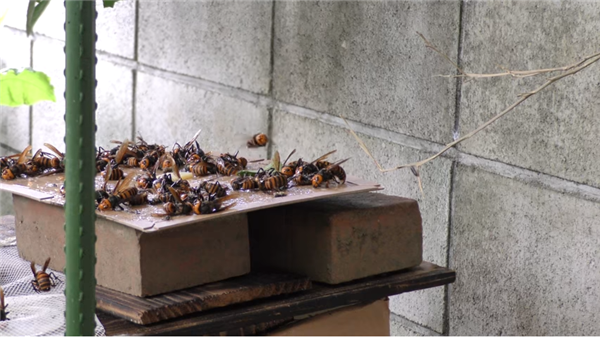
97,261,455,336
96,272,311,325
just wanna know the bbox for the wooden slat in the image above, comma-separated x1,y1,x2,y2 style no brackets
96,272,312,325
97,262,455,336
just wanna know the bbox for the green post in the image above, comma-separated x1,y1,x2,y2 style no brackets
64,1,97,335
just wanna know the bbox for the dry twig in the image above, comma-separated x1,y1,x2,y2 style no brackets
344,34,600,190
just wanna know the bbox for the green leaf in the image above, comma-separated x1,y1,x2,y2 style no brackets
103,0,119,8
26,0,51,36
0,68,56,107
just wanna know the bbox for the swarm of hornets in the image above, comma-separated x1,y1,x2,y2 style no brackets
1,131,349,219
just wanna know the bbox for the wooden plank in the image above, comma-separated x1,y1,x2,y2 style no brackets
96,272,312,325
0,167,382,232
97,262,455,336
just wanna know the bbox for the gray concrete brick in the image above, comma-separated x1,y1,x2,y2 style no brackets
32,0,136,58
0,191,13,216
450,165,600,335
31,37,133,152
0,28,31,155
135,72,268,159
271,110,451,332
138,1,272,94
459,1,600,188
273,0,460,144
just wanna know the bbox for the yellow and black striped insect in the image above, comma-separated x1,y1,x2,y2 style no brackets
261,173,288,191
152,187,193,217
32,143,64,171
311,158,350,188
216,157,240,176
189,161,216,177
230,176,259,191
201,180,228,198
247,133,269,148
31,257,58,292
2,145,32,180
97,174,137,211
192,194,236,215
0,286,8,321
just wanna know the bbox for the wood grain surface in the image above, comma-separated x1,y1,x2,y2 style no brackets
96,272,311,325
97,261,455,336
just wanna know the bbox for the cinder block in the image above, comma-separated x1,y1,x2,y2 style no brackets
0,28,31,156
271,109,450,331
273,0,460,144
138,1,271,93
13,195,250,296
135,72,268,159
249,193,422,284
32,37,133,152
459,1,600,188
450,165,600,335
32,0,136,58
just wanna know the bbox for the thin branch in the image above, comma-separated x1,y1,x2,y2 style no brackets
343,43,600,174
417,31,600,79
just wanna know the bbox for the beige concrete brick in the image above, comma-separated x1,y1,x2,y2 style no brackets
250,193,422,284
13,195,250,297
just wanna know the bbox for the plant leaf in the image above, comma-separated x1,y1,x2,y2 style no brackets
103,0,119,8
0,69,56,107
26,0,51,36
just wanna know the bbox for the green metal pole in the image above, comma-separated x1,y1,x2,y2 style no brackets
64,1,97,335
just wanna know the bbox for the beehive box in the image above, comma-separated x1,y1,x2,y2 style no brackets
0,168,381,296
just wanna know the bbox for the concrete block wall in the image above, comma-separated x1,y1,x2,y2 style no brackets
2,0,600,334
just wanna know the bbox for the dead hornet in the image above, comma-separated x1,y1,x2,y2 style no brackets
192,193,236,215
221,151,248,169
32,143,65,172
152,186,193,218
312,158,350,188
230,176,259,191
1,145,32,180
201,180,228,198
31,257,59,292
247,133,269,148
97,173,138,211
0,286,8,321
101,140,131,180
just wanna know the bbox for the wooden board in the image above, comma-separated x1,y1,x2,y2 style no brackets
0,167,382,232
96,272,312,325
97,262,455,336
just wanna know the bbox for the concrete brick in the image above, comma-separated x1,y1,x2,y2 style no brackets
390,315,423,336
459,1,600,188
32,0,136,58
273,0,460,144
13,195,250,297
135,72,268,159
31,37,133,152
0,192,13,216
271,110,450,331
450,165,600,335
138,1,272,94
250,193,423,284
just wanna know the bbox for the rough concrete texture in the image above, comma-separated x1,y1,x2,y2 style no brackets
271,110,450,331
138,0,272,94
250,193,423,284
31,37,133,152
273,0,460,144
13,195,250,297
0,28,31,154
450,165,600,335
32,0,136,58
390,315,423,336
0,28,31,216
459,1,600,188
135,72,268,159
